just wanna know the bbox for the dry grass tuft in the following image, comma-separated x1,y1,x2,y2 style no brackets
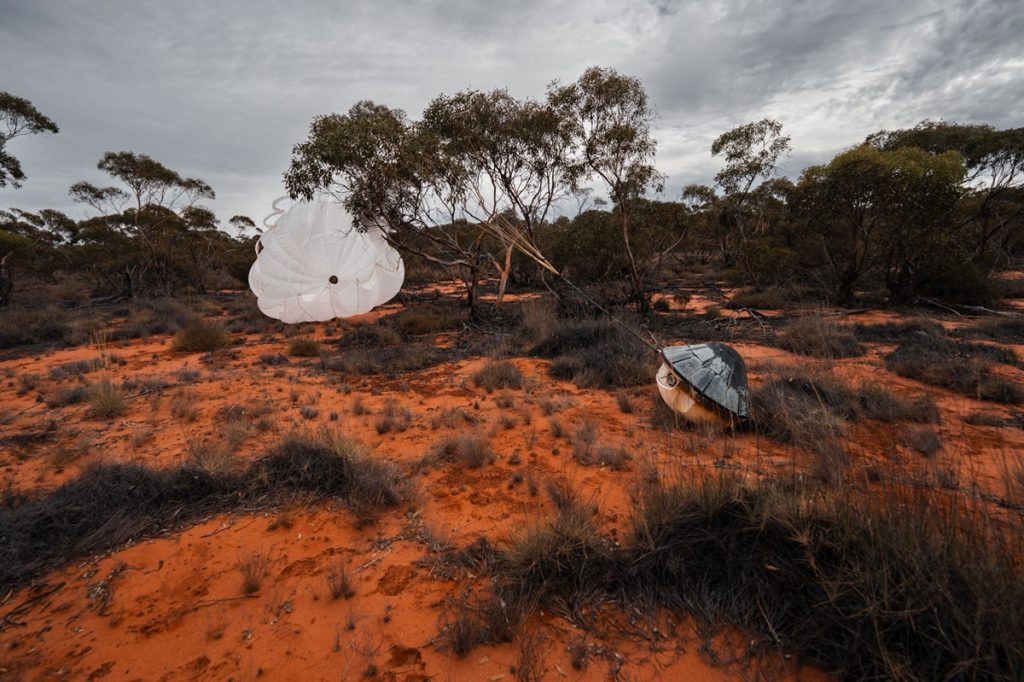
326,560,355,600
375,401,412,434
428,434,493,469
288,337,321,357
88,379,127,419
473,360,524,393
776,316,864,358
171,317,229,353
237,550,269,595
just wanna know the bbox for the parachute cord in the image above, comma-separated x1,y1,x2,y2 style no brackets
496,227,663,357
553,272,663,356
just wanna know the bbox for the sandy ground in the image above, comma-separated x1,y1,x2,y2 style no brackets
0,292,1020,681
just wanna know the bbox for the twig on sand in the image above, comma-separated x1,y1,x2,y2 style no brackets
0,582,65,630
353,548,392,573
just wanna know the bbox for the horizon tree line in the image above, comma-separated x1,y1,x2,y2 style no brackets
2,72,1023,311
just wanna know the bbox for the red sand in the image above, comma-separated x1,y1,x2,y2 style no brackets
1,297,1018,680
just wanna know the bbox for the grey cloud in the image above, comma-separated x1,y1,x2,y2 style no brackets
1,0,1020,224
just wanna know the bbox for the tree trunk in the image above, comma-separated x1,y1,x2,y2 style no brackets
0,254,12,307
620,209,649,316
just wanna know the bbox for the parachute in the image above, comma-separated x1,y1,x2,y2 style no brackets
248,198,404,323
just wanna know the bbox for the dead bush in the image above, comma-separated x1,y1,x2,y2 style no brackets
902,426,942,456
237,550,269,595
170,390,199,421
0,429,407,592
570,420,598,465
430,406,475,429
326,560,355,600
186,439,235,475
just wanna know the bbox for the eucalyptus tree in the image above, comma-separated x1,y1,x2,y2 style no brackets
867,120,1024,265
285,100,495,312
285,93,577,312
420,89,575,301
710,118,791,289
548,67,663,314
0,208,74,306
0,92,59,188
229,214,258,237
796,145,965,303
69,152,219,296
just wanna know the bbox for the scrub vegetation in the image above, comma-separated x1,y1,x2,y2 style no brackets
2,68,1024,681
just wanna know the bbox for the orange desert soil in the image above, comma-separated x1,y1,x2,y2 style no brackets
0,296,1019,680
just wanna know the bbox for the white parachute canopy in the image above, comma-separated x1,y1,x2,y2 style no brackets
248,198,404,323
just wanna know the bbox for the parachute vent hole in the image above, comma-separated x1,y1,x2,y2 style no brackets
329,275,339,284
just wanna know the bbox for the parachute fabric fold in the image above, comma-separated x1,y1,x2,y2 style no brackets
248,199,404,323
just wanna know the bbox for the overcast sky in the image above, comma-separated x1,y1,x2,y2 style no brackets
2,0,1021,228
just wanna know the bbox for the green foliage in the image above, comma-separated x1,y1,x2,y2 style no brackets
0,91,59,188
795,144,967,302
548,67,663,313
62,151,246,298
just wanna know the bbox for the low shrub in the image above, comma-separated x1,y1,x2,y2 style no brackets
47,385,90,408
340,322,402,347
472,360,523,393
626,475,1024,681
288,337,321,357
48,358,102,381
321,345,442,375
853,318,945,343
0,306,73,349
885,333,1023,404
428,434,493,469
186,439,235,474
570,420,598,465
430,406,476,429
776,316,864,358
374,401,411,434
532,318,653,389
238,551,268,595
901,426,942,456
326,560,355,600
615,390,634,414
0,430,407,592
444,473,1024,680
955,317,1024,344
171,317,229,352
751,376,849,483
